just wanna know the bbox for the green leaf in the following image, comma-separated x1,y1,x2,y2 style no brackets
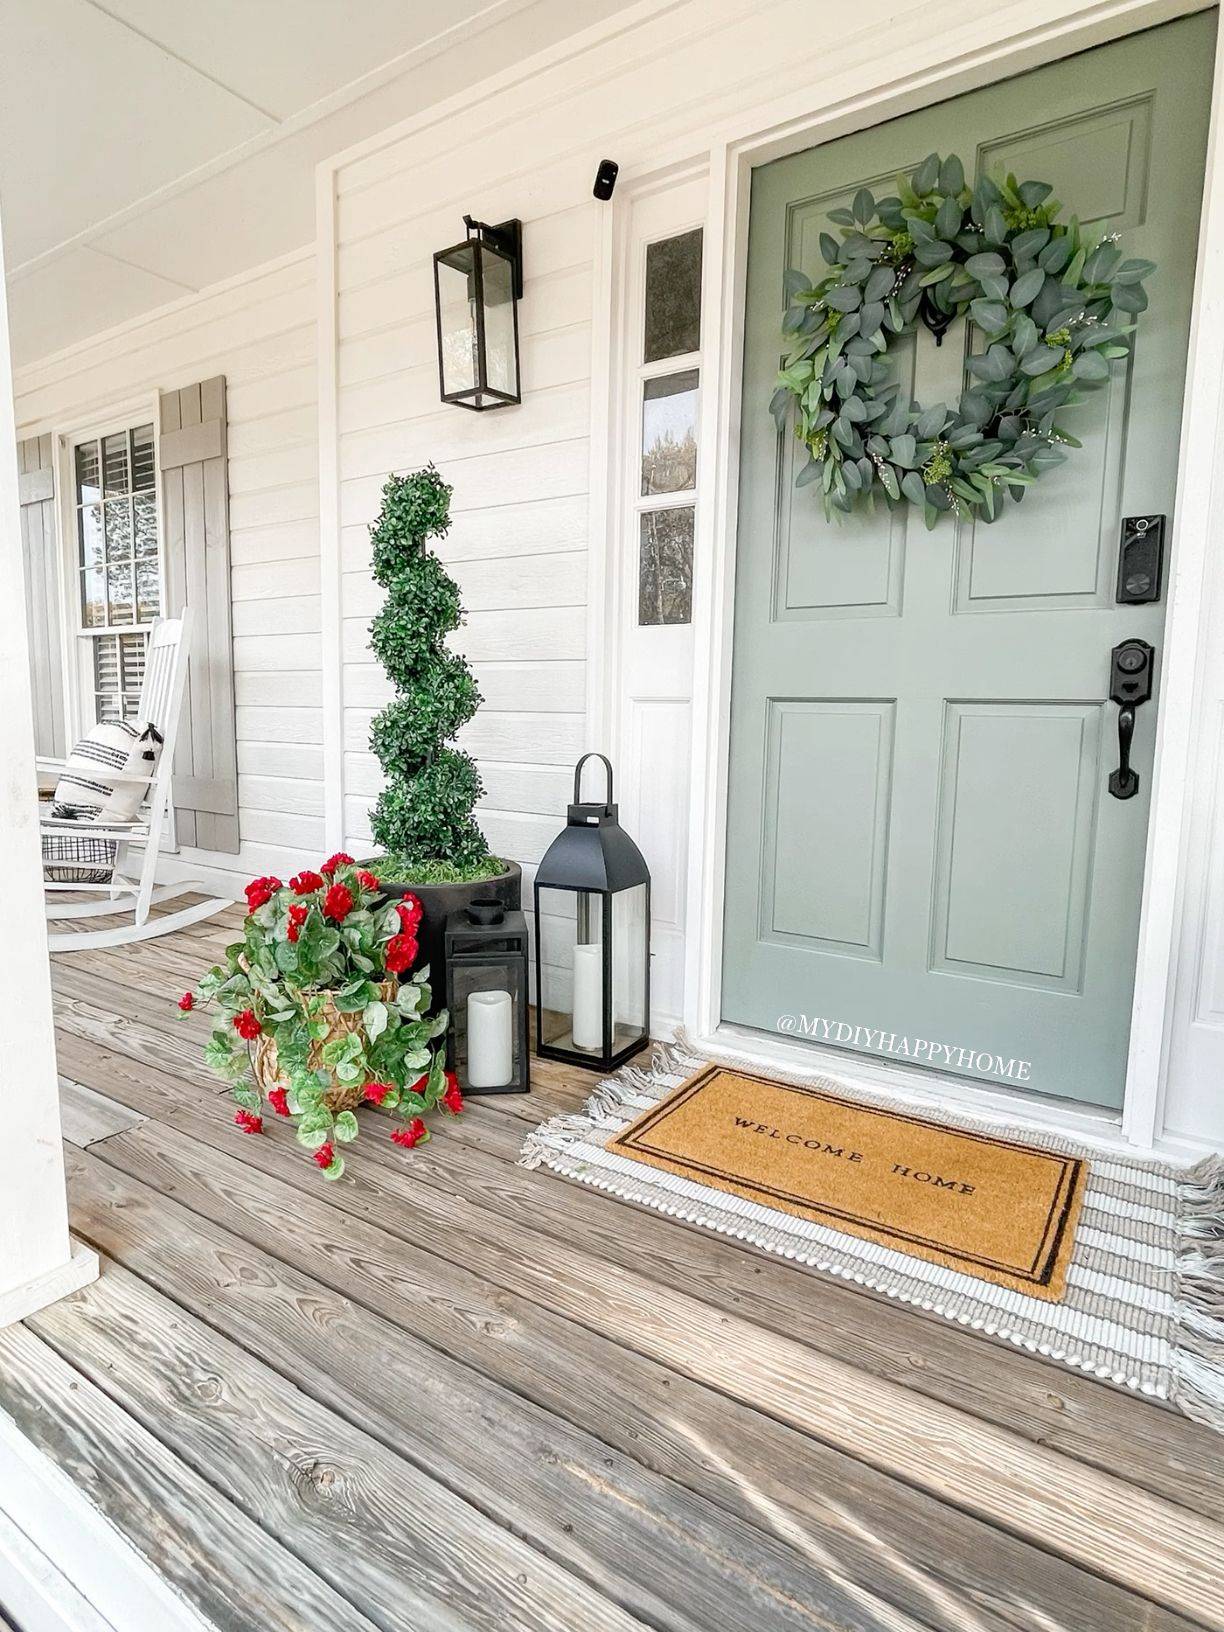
1072,351,1111,381
918,263,955,288
1112,258,1156,286
938,154,964,196
333,1110,359,1143
852,187,875,225
878,463,900,501
823,284,861,312
912,152,940,196
232,1084,261,1111
969,300,1008,334
889,434,917,468
363,1001,389,1043
965,252,1005,279
864,266,895,305
1017,179,1052,209
322,1153,346,1182
1110,283,1148,315
783,268,813,296
1009,268,1044,308
1020,345,1063,376
900,471,926,506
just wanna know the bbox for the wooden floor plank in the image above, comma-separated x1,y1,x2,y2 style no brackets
67,1143,972,1632
39,925,1224,1632
58,1078,144,1149
418,1094,1224,1513
0,1322,379,1632
84,1112,1213,1632
27,1264,652,1632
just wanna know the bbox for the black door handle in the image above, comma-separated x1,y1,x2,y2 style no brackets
1107,639,1154,801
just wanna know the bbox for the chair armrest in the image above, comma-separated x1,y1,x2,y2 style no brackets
39,817,149,836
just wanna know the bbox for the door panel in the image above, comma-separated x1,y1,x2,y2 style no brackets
723,15,1214,1107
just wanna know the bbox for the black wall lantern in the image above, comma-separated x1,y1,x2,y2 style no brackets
444,901,530,1095
433,215,523,410
534,754,651,1073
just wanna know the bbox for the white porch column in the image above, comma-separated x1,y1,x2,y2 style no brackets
0,193,98,1325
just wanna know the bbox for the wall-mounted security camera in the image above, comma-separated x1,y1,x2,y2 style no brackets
593,159,619,201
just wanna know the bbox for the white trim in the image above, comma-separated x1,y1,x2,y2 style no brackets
316,163,345,852
679,0,1221,1155
0,1400,209,1632
0,1240,99,1332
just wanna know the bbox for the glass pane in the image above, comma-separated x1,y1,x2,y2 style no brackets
638,507,694,626
103,430,130,496
104,499,132,563
133,491,158,556
641,369,698,495
78,504,104,568
451,958,525,1092
81,565,106,628
135,556,160,621
643,228,703,363
536,886,605,1055
119,632,147,694
481,246,518,400
107,556,135,625
436,249,479,397
93,634,120,694
75,441,101,506
131,424,156,492
611,883,649,1051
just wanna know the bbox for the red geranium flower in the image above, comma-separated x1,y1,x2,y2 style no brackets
442,1071,464,1116
233,1008,262,1040
290,870,324,896
268,1087,290,1118
323,882,354,922
234,1108,263,1135
391,1117,427,1148
177,991,195,1012
320,852,354,876
312,1141,336,1169
357,870,380,892
286,902,309,943
244,875,282,912
363,1080,393,1105
384,931,418,974
396,896,423,930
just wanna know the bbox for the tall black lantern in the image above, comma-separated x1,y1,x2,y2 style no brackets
433,215,523,410
444,902,530,1095
534,754,650,1072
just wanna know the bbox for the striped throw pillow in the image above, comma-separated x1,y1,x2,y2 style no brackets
43,721,163,882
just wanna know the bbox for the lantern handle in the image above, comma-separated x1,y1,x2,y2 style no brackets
573,752,614,809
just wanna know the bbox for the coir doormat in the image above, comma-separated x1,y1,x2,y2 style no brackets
606,1062,1085,1298
520,1035,1224,1430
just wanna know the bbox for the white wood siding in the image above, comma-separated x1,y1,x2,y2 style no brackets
12,254,323,880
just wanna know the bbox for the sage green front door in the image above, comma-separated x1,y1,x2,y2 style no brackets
722,15,1213,1108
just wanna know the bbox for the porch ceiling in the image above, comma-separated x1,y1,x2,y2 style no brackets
0,0,637,368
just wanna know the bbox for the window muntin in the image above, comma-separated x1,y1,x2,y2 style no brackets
72,422,161,722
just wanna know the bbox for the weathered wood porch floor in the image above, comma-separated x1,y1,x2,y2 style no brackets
1,901,1222,1632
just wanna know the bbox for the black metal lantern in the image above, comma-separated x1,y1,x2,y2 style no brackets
433,215,523,410
534,754,650,1072
444,901,530,1095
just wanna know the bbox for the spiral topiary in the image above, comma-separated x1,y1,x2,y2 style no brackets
367,466,490,868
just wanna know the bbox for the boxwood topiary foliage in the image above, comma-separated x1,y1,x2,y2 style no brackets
368,466,489,867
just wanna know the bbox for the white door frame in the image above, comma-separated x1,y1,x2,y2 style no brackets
678,0,1224,1151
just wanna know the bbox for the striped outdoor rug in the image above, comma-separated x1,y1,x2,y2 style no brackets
520,1033,1224,1431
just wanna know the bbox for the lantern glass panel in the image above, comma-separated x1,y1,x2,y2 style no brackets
537,885,605,1055
436,246,479,398
450,956,525,1093
611,882,649,1050
481,248,518,398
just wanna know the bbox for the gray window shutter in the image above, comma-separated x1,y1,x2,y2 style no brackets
18,433,66,760
159,376,240,854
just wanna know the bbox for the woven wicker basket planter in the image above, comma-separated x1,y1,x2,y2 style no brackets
250,980,398,1113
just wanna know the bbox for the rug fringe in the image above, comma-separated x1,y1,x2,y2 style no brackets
1171,1156,1224,1431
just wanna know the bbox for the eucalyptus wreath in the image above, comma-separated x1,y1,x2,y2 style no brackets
770,151,1155,525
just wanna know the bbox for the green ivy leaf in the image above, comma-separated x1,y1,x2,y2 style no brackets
333,1111,359,1143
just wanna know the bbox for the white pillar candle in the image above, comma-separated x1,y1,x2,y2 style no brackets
571,942,604,1051
467,990,513,1088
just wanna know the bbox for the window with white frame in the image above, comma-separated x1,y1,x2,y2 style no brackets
634,227,702,626
72,423,161,723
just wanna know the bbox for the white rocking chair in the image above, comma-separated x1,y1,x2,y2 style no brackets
41,610,232,951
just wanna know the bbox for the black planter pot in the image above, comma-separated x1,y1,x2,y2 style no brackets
374,861,522,1010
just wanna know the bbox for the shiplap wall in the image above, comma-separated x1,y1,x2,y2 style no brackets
329,0,838,897
12,253,323,882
